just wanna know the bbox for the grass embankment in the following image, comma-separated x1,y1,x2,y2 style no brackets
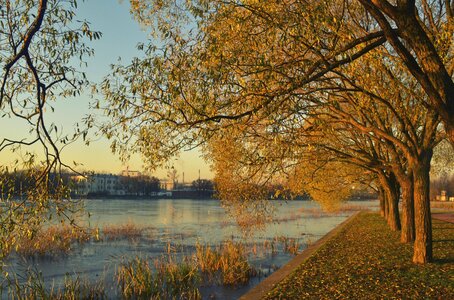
266,212,454,299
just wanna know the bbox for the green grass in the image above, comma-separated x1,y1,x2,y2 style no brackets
266,212,454,299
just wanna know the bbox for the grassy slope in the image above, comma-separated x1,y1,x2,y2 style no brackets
266,212,454,299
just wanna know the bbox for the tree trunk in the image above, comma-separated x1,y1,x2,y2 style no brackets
384,189,389,219
379,172,401,231
411,149,433,264
378,186,385,217
386,175,401,232
399,175,415,243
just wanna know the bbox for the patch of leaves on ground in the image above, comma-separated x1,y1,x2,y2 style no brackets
266,212,454,299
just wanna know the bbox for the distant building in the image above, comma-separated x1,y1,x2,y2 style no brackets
70,171,163,197
174,182,193,191
121,168,141,177
90,174,125,196
70,173,126,196
70,175,90,196
160,179,175,191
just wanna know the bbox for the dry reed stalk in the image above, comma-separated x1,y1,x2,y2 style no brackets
102,222,145,241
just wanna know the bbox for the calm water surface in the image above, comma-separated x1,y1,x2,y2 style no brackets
5,199,378,299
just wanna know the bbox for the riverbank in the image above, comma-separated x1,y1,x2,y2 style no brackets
251,212,453,299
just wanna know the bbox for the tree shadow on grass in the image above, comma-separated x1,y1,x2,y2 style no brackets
432,258,454,264
432,224,454,228
433,239,454,243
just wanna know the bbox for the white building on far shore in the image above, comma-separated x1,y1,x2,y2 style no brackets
71,173,126,196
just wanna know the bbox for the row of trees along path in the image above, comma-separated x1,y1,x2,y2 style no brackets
0,1,452,267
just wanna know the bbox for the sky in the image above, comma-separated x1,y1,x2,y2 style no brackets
0,0,212,182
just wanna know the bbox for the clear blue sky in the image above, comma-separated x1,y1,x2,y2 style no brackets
0,0,211,181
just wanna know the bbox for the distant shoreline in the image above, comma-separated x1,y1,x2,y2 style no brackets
72,190,216,200
71,195,378,201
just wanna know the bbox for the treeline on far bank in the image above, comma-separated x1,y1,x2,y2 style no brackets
2,170,379,201
1,171,216,200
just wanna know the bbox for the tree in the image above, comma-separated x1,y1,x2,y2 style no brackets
0,0,99,264
101,0,449,263
320,45,443,261
124,0,453,144
357,0,454,145
288,158,372,212
192,179,214,191
206,132,277,230
120,175,161,195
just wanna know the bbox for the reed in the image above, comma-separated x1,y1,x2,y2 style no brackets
5,270,105,300
338,203,371,212
262,239,278,256
273,211,303,223
218,241,257,285
299,207,326,218
117,257,154,298
15,226,90,258
281,237,300,255
52,276,106,300
102,222,145,241
195,241,256,286
195,243,219,274
270,236,299,255
117,256,201,300
117,240,257,299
